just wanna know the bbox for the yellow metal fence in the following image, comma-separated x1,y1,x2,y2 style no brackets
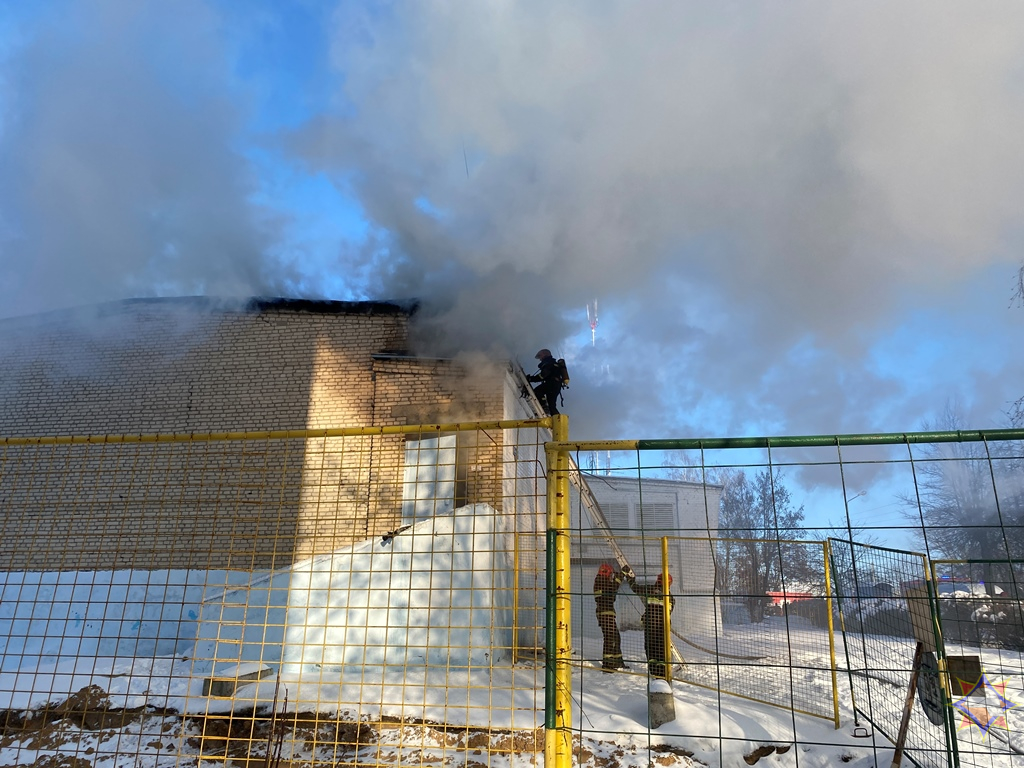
2,423,1023,767
0,420,553,767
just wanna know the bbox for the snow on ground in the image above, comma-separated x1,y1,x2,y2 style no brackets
0,645,955,767
1,503,1022,766
7,620,1021,766
0,647,876,767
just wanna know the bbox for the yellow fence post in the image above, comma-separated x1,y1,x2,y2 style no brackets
661,536,673,684
544,414,573,768
823,540,840,729
512,532,520,665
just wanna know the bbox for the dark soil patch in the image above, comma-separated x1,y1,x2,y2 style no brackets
0,687,701,766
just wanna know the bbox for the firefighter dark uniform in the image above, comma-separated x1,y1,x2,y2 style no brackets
625,569,676,679
526,349,563,416
593,564,626,671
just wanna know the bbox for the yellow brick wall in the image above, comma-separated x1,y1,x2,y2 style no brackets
0,299,510,570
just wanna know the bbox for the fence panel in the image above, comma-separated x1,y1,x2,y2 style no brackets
0,421,550,767
830,540,953,768
572,533,837,720
931,559,1024,767
552,430,1024,768
3,424,1024,767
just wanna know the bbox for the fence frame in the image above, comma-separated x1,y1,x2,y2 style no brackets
3,423,1023,767
1,416,557,766
545,427,1024,768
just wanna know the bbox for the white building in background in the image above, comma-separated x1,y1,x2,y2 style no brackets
575,474,721,539
570,473,724,645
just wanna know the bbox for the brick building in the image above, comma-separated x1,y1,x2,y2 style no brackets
0,297,544,571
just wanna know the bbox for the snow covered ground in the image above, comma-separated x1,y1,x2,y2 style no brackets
1,505,1022,766
0,646,874,766
6,641,1019,767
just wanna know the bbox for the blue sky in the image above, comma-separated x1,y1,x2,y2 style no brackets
1,1,1022,466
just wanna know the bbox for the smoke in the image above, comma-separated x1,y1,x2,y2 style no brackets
3,2,1024,439
292,1,1024,437
0,0,286,319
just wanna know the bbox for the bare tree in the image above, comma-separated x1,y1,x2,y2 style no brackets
717,469,809,622
1009,394,1024,430
663,453,736,487
900,407,1024,565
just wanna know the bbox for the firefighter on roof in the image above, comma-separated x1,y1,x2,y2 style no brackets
526,348,565,416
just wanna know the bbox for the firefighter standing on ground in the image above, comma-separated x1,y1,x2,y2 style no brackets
594,563,627,671
623,566,676,679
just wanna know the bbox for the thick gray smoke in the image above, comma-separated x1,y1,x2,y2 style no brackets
294,1,1024,437
0,0,287,318
2,1,1023,440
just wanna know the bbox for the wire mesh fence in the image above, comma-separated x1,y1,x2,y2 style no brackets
571,534,838,721
931,559,1024,768
0,421,552,767
550,431,1024,768
829,540,951,768
1,424,1023,767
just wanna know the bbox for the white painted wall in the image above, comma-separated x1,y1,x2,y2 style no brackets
0,570,210,671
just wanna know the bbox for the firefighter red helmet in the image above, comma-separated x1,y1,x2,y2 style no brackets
597,563,614,578
655,573,673,587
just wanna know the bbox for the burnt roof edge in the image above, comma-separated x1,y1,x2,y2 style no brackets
246,297,419,316
0,296,421,326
